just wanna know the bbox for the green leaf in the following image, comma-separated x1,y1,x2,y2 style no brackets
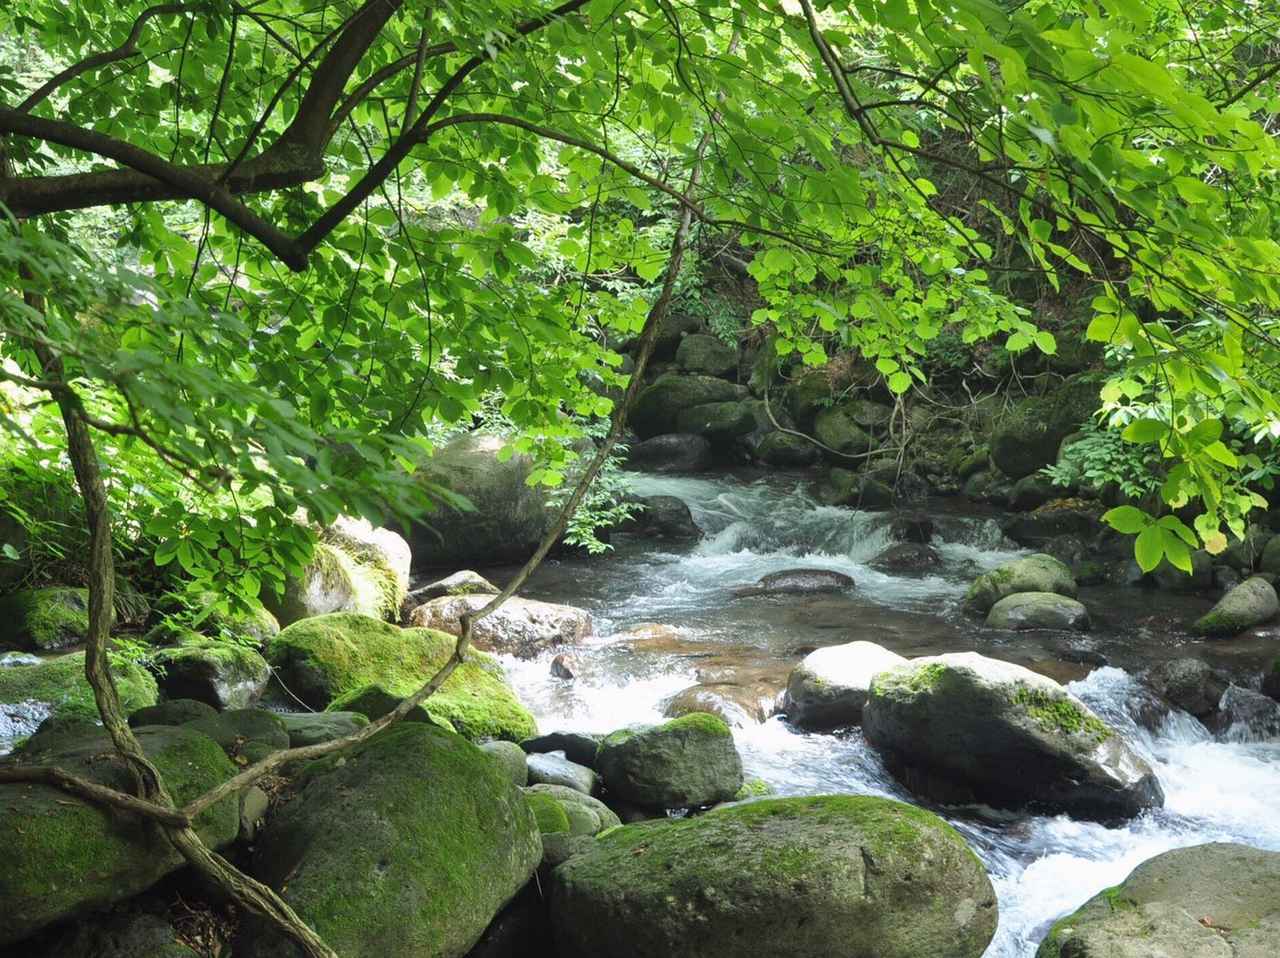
1102,505,1149,534
1134,525,1164,573
1122,419,1169,444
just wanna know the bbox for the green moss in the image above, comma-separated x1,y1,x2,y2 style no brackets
270,612,535,741
526,792,571,834
662,711,732,737
733,777,774,800
0,651,157,719
872,661,948,698
0,587,91,651
1011,686,1111,743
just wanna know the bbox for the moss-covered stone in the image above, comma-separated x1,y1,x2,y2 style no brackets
630,374,744,438
240,722,541,958
962,553,1077,614
0,651,157,721
550,795,997,958
152,638,270,709
0,724,239,945
986,591,1091,631
1192,576,1279,637
527,791,571,834
596,712,742,809
278,710,369,747
264,540,402,627
0,587,93,651
128,698,218,727
732,777,774,800
184,708,290,758
812,404,875,460
269,612,535,741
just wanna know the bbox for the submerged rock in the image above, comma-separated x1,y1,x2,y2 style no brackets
986,592,1090,631
267,612,535,741
731,568,854,598
624,433,715,473
862,652,1163,821
550,795,997,958
407,593,591,658
0,587,91,651
1192,576,1279,637
240,723,541,958
595,712,743,809
1037,843,1280,958
0,724,238,946
870,541,942,573
962,553,1077,615
782,640,907,729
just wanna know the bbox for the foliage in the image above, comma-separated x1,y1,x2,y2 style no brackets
1042,417,1162,502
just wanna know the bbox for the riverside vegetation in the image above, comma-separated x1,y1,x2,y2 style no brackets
2,0,1280,956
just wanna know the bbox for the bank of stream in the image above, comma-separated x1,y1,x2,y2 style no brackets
476,470,1280,958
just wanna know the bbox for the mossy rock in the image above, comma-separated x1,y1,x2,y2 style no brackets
812,405,875,460
152,638,270,709
675,333,738,379
0,587,93,651
208,600,281,645
986,592,1090,631
1192,576,1279,637
268,612,535,741
526,790,571,834
0,724,239,945
278,710,369,747
674,400,756,443
327,683,458,733
962,553,1077,614
32,909,199,958
128,698,218,727
263,540,403,627
184,708,290,759
240,722,541,958
732,777,774,800
863,652,1162,821
629,374,744,439
595,712,743,809
754,430,820,467
0,651,157,721
524,783,620,836
990,381,1099,479
1037,843,1280,957
550,795,997,958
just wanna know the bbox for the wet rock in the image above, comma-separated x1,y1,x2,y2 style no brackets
550,795,998,958
1002,508,1098,548
595,713,743,809
1193,576,1279,637
732,568,854,598
521,731,601,768
240,723,540,958
615,495,701,541
550,653,579,679
481,740,529,787
1036,843,1280,958
813,405,875,459
0,587,91,651
0,725,238,945
1264,659,1280,701
862,652,1164,821
662,682,769,726
870,541,942,573
675,333,737,379
1210,685,1280,741
753,430,821,467
1146,658,1229,720
278,710,369,747
408,594,591,658
963,553,1077,615
624,433,715,473
152,638,270,710
407,570,499,605
1008,475,1058,512
527,751,598,795
782,640,907,729
888,512,934,543
986,592,1090,631
630,374,745,439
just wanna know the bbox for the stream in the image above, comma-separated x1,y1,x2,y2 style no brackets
483,470,1280,958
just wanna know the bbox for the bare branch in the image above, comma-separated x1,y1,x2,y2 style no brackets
0,765,192,827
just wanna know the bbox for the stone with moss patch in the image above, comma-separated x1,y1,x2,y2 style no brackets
0,587,94,651
0,650,157,722
268,612,535,741
264,539,403,627
1192,576,1279,637
595,712,742,809
864,652,1161,821
526,790,571,834
963,554,1077,614
550,795,997,958
407,593,591,659
152,637,270,709
732,777,774,801
184,708,290,759
239,722,541,958
1037,843,1280,957
128,698,218,727
986,592,1090,632
0,724,239,945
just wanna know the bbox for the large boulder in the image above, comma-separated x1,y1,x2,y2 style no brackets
675,333,738,378
550,795,998,958
630,374,744,439
963,553,1077,614
408,433,555,568
812,405,875,459
863,652,1163,820
0,651,157,730
1192,576,1279,637
264,538,404,627
152,637,270,709
731,568,854,598
675,400,755,444
0,724,239,945
986,592,1090,631
782,641,907,729
624,433,715,473
595,712,743,809
0,587,91,651
240,723,541,958
267,612,535,741
990,384,1096,480
1037,843,1280,958
407,594,591,658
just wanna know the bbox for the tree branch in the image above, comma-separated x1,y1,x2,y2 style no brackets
0,765,192,827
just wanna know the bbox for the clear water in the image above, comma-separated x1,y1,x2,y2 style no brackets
485,470,1280,958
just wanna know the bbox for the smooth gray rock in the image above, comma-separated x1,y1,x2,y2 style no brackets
986,592,1090,631
1193,576,1279,637
783,641,907,729
279,710,369,747
527,750,597,795
963,554,1077,614
732,568,854,598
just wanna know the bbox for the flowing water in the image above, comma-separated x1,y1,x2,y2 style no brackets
484,470,1280,958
